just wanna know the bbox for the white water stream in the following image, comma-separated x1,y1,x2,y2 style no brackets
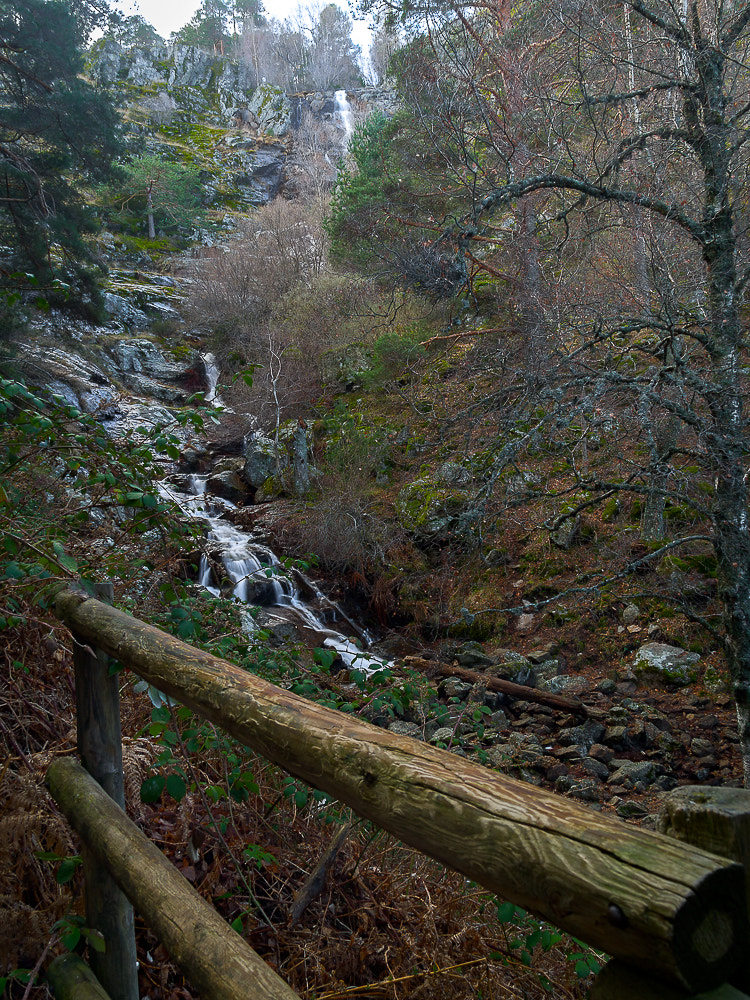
161,474,387,674
335,90,353,141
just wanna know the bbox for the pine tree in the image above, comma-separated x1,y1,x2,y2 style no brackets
0,0,122,316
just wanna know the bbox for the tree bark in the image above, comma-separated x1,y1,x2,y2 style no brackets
54,587,749,993
46,757,300,1000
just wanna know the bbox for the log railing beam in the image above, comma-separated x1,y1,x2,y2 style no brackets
54,587,749,994
47,757,300,1000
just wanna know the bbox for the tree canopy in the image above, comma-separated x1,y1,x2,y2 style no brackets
0,0,121,316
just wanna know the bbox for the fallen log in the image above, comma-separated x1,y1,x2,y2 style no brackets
403,655,590,716
54,587,748,994
46,757,300,1000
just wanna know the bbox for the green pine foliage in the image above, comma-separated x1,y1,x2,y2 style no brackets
0,0,122,315
326,111,397,270
99,154,205,242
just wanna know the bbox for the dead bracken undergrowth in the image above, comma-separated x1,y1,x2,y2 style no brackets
0,602,592,1000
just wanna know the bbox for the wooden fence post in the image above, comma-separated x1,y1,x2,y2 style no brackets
659,787,750,994
73,582,138,1000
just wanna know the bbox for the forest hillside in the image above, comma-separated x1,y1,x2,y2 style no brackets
2,0,750,997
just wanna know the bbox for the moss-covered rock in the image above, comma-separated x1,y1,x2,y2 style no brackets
321,343,374,391
632,642,700,687
396,477,471,538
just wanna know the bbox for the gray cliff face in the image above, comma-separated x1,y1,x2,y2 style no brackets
90,41,257,117
87,41,400,214
88,40,289,133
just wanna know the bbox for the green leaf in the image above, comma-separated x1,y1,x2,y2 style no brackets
165,773,186,801
56,856,82,884
82,927,106,953
140,775,165,803
495,901,520,923
61,926,81,951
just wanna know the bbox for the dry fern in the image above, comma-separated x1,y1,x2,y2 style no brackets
0,763,77,972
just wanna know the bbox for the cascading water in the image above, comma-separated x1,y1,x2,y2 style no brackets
201,352,221,405
161,474,386,674
334,90,353,141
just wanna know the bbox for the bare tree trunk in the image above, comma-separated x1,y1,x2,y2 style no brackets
641,414,679,542
146,180,156,241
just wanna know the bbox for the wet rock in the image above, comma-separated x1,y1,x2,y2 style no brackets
100,339,204,403
206,470,248,504
103,292,148,328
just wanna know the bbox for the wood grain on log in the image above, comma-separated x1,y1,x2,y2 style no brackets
54,588,748,993
47,757,300,1000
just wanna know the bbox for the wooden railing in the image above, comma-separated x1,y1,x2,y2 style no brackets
47,586,750,1000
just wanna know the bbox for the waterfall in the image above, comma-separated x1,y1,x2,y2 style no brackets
160,475,386,674
334,90,353,141
201,352,221,405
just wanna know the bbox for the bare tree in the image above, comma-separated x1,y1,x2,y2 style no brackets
364,22,401,85
360,0,750,780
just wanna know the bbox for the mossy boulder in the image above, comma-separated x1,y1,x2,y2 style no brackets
320,343,373,391
246,84,291,136
632,642,700,687
396,477,471,538
243,430,285,488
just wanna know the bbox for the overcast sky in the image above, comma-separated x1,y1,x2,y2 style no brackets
114,0,374,52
